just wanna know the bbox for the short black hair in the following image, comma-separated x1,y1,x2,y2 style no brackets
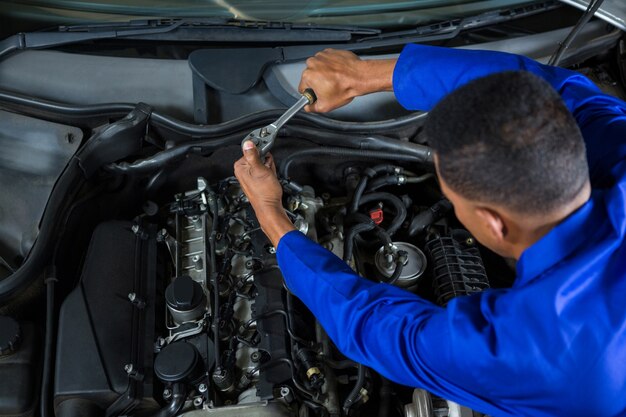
424,71,589,215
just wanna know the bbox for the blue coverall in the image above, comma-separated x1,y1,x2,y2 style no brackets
275,45,626,417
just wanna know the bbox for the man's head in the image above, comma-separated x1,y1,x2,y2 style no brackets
424,71,590,259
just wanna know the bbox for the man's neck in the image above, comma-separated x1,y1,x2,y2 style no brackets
511,181,592,259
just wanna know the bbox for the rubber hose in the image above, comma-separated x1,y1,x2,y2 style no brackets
357,192,407,237
152,383,186,417
343,364,366,414
349,165,399,214
343,221,376,263
280,148,428,180
386,258,406,285
0,88,427,136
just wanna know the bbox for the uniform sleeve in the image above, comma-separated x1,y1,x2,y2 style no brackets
393,44,626,185
276,230,538,416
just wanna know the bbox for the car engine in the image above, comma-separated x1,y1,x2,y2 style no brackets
51,143,491,417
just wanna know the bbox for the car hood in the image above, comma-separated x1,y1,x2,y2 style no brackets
558,0,625,31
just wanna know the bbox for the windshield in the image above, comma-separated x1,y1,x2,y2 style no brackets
0,0,542,29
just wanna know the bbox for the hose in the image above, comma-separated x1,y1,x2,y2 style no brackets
152,383,186,417
280,148,430,180
377,377,392,417
343,213,393,263
407,199,453,237
367,173,434,192
357,192,407,237
386,256,406,286
40,267,57,417
0,88,427,136
349,165,399,214
343,364,366,414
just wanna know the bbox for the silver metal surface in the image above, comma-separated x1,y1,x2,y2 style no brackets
242,92,313,155
375,242,427,288
179,401,292,416
404,389,433,417
167,298,207,325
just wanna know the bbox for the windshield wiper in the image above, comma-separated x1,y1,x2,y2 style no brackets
353,0,562,46
0,18,380,58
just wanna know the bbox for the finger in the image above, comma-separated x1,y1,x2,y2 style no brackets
242,140,264,167
264,153,277,172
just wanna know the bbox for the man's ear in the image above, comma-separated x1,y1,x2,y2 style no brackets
474,206,507,242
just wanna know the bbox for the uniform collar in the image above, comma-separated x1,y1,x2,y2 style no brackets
515,191,603,286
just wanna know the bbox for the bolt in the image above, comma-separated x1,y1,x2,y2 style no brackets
267,246,276,255
163,388,172,400
250,351,261,363
280,386,290,397
197,177,208,192
127,293,137,302
131,224,140,234
124,364,134,374
193,397,203,407
260,127,269,137
198,383,208,393
466,237,475,246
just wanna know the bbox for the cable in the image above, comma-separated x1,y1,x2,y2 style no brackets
548,0,606,66
40,267,57,417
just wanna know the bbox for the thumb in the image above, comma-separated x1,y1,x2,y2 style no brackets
242,140,263,166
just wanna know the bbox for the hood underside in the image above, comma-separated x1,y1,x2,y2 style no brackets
558,0,626,31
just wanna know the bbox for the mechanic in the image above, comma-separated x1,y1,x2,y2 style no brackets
233,45,626,417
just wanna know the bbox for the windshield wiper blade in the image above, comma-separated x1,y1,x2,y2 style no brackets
0,18,380,58
355,0,562,45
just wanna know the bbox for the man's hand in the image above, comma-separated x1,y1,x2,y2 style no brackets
233,141,296,247
299,49,396,113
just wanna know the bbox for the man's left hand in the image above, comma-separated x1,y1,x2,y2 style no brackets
233,141,296,246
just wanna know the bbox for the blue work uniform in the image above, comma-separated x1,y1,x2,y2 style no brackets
275,45,626,417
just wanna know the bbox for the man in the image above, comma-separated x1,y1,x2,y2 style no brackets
234,44,626,417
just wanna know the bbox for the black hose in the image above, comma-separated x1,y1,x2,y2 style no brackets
378,377,393,417
386,258,406,286
357,192,407,237
407,199,453,237
324,359,359,370
280,148,430,180
343,364,366,414
40,267,57,417
548,0,606,66
349,165,399,214
343,221,376,263
0,88,428,136
152,383,186,417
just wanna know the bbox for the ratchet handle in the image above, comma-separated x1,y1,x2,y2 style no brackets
302,88,317,105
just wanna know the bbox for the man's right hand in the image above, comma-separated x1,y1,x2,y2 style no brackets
298,49,396,113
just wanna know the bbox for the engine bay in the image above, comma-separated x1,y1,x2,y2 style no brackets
51,143,498,417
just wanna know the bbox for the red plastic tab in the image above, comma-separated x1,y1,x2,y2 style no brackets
369,208,384,225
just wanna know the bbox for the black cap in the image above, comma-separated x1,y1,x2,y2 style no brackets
154,342,200,383
0,316,21,357
165,276,204,311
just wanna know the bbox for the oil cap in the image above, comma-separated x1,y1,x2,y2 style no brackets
0,316,21,357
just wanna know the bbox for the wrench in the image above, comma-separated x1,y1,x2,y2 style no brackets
242,88,317,156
